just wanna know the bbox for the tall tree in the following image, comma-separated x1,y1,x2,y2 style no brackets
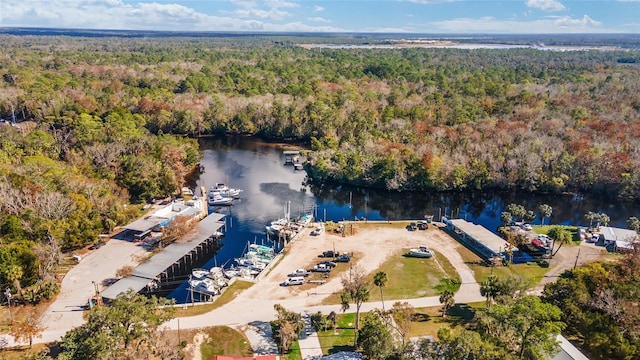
357,311,394,360
272,304,304,354
390,301,415,345
58,290,175,360
341,265,371,335
585,211,598,229
548,226,573,256
373,271,388,311
628,216,640,233
477,295,565,359
501,211,513,226
435,278,459,317
538,204,553,225
480,274,500,308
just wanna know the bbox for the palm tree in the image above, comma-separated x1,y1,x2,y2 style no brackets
439,289,455,317
549,226,572,256
538,204,552,225
585,211,598,230
373,271,388,311
480,274,500,308
628,216,640,233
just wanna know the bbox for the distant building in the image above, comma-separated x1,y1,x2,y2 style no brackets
600,226,638,252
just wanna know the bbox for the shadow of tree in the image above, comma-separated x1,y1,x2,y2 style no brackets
328,344,356,354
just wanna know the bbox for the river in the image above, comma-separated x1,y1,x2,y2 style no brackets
167,136,640,302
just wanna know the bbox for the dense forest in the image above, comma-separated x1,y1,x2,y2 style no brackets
2,36,640,199
0,34,640,304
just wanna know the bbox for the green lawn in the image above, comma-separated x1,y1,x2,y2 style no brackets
317,313,357,355
285,340,303,360
199,326,253,358
175,279,254,317
367,249,458,301
456,242,549,287
407,302,485,339
321,248,458,305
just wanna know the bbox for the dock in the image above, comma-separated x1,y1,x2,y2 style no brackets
101,212,226,301
283,150,301,164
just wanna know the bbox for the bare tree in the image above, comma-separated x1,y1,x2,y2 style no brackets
341,265,370,333
9,310,45,349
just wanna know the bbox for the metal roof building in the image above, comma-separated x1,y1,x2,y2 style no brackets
445,218,515,260
101,212,225,300
600,226,638,252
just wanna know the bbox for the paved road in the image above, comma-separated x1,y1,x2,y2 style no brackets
2,239,149,347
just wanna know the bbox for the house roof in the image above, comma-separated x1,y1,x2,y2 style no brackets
448,219,514,254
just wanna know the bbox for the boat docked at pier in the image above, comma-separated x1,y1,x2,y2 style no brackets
208,191,233,206
211,183,243,199
188,277,220,295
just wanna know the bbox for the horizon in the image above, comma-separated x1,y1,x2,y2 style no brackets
1,0,639,34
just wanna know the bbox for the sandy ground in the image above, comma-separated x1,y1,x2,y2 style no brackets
240,221,479,306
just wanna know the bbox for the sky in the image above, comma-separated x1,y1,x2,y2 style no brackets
0,0,639,34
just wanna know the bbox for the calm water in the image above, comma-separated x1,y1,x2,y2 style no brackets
168,136,640,302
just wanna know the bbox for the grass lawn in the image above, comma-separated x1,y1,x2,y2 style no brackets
199,326,253,358
317,313,357,355
285,340,303,360
321,248,458,305
407,302,485,339
456,243,549,287
175,279,254,317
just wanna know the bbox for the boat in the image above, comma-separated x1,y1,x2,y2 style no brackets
296,213,313,226
191,268,210,280
208,266,229,287
266,218,289,235
211,183,243,198
406,246,434,258
181,187,194,197
208,191,233,206
188,278,220,295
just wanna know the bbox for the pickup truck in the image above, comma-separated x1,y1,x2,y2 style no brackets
288,269,310,277
311,264,332,272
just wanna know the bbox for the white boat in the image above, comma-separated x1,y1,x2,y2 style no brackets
188,278,220,295
296,213,313,226
208,191,233,206
181,187,194,197
211,183,243,198
191,268,210,280
208,266,228,287
266,218,289,234
407,246,434,258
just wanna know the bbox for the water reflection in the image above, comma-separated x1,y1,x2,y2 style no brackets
168,136,639,302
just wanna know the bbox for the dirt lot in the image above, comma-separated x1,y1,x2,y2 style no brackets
237,221,481,306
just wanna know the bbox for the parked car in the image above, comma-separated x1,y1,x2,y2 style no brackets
283,276,305,286
311,227,323,236
318,260,337,268
407,222,418,231
311,264,332,272
591,234,600,243
521,223,533,231
335,254,350,263
288,269,310,277
319,250,336,258
417,220,428,230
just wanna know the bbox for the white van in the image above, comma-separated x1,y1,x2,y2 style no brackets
284,276,305,286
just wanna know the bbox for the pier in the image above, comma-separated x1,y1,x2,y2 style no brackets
101,212,226,301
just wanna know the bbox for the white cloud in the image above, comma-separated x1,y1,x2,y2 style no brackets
430,15,605,33
314,5,324,12
0,0,342,32
307,16,331,23
526,0,566,12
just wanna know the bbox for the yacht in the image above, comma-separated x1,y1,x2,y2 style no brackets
208,191,233,206
211,183,243,198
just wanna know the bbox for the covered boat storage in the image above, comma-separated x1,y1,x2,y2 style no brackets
101,212,226,301
445,218,515,261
